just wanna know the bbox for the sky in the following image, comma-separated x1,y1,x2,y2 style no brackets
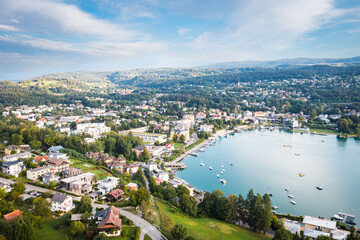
0,0,360,80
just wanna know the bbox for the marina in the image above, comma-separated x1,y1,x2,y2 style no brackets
176,129,360,225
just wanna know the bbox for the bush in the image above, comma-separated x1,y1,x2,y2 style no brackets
121,229,128,237
135,226,141,240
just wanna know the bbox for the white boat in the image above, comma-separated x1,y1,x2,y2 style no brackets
288,194,295,199
200,162,204,167
333,214,344,221
220,171,223,174
284,187,290,191
272,206,278,210
316,186,323,190
209,166,213,170
222,169,225,172
217,174,220,178
290,200,296,205
229,162,234,166
220,179,227,184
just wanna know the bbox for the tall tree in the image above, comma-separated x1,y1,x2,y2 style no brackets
171,224,188,240
12,215,34,240
226,193,238,224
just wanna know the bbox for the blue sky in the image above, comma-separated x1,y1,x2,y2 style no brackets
0,0,359,80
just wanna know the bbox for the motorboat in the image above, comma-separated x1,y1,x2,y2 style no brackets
272,206,278,210
217,174,220,178
316,186,323,190
298,173,305,177
200,162,204,167
288,194,295,199
284,187,290,191
209,166,213,170
290,200,296,205
268,193,273,197
220,171,223,174
220,179,227,184
333,214,344,221
229,162,234,166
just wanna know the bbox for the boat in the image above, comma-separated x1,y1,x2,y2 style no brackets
316,186,323,190
209,165,213,170
268,193,273,197
298,173,305,177
217,174,220,178
290,200,296,205
222,169,225,172
272,206,278,210
221,160,224,168
284,187,290,191
190,153,198,157
333,214,344,221
200,162,204,167
199,148,205,152
288,194,295,199
229,162,234,166
220,179,227,184
220,171,223,174
321,140,325,142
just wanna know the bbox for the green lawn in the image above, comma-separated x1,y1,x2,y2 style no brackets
309,128,338,135
33,214,71,240
71,158,112,180
156,200,271,240
174,143,185,149
111,226,137,240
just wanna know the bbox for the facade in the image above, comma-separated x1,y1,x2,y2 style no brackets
125,183,138,191
2,161,26,177
107,189,124,202
97,177,119,195
2,152,34,162
47,159,70,172
119,130,167,143
62,167,83,178
27,166,55,180
60,172,95,195
4,145,20,155
302,216,338,240
51,193,73,212
42,172,60,185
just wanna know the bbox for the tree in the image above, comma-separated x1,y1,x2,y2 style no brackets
11,183,26,199
317,236,333,240
226,193,238,224
140,148,150,162
259,194,272,233
48,181,57,189
70,221,85,236
171,224,188,240
77,195,92,213
179,194,197,216
0,188,7,200
33,197,51,218
129,187,150,206
11,134,23,145
70,121,77,130
12,215,34,240
94,233,109,240
338,119,350,133
273,227,293,240
180,134,186,143
172,134,179,142
81,212,92,223
346,226,360,240
29,140,41,149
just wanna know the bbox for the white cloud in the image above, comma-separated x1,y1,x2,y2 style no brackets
177,28,189,36
0,24,20,32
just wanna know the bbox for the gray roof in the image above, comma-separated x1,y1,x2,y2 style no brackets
51,192,68,203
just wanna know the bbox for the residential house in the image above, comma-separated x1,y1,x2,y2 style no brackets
147,160,158,171
107,189,124,202
60,172,95,195
125,163,140,174
147,146,165,158
4,145,20,155
97,177,119,195
2,161,26,177
283,219,301,236
119,130,167,143
95,206,122,236
132,145,146,158
125,183,138,191
62,167,83,178
42,172,60,185
27,166,55,180
48,145,64,153
3,210,22,222
51,192,73,212
19,145,31,151
33,155,49,165
302,216,337,240
199,124,213,133
47,159,70,172
48,152,68,160
0,182,12,192
2,152,34,162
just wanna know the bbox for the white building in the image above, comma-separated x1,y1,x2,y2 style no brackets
0,182,12,192
51,193,73,212
97,177,119,195
119,131,167,143
71,122,110,139
42,172,60,185
48,152,68,160
2,161,26,177
199,124,213,133
27,166,55,181
2,152,34,162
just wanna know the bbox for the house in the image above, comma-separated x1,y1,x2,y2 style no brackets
283,219,301,236
125,183,138,191
3,210,22,222
2,152,34,162
147,160,158,171
60,172,95,195
154,178,163,185
42,172,60,185
302,216,337,240
51,193,73,212
119,131,167,143
194,192,205,204
48,152,68,160
48,145,64,153
97,177,119,195
4,145,20,155
19,145,31,151
107,189,124,202
62,167,83,178
33,155,49,165
47,159,70,172
125,163,140,174
2,161,26,177
106,160,126,172
132,145,146,158
147,146,165,158
199,124,213,133
95,206,122,236
152,169,169,182
26,166,55,180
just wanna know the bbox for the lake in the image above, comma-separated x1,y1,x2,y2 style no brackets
176,129,360,224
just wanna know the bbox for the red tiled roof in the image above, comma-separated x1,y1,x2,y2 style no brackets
98,206,122,229
34,155,49,164
108,189,124,199
4,210,22,221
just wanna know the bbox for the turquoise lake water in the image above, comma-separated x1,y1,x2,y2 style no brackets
176,129,360,224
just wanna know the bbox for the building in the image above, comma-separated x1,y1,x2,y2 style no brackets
199,124,214,133
27,166,55,180
0,182,12,192
3,210,22,222
2,161,26,177
48,145,64,153
60,172,95,195
147,160,158,171
125,163,140,174
48,152,68,160
147,146,166,158
62,167,83,178
19,145,31,151
2,152,34,162
33,155,49,165
4,145,20,155
283,219,301,236
125,183,138,191
71,122,110,139
96,206,122,236
119,130,167,143
47,159,70,172
51,193,73,212
97,177,119,195
302,216,337,240
42,172,60,185
107,189,124,202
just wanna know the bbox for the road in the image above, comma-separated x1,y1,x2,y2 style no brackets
0,177,165,240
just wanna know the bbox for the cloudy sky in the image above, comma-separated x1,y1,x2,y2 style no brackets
0,0,359,80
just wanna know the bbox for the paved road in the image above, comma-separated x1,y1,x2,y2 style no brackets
0,177,165,240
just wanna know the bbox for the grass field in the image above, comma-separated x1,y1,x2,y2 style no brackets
156,200,271,240
309,128,338,135
111,226,137,240
71,158,112,180
174,142,185,149
33,214,71,240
